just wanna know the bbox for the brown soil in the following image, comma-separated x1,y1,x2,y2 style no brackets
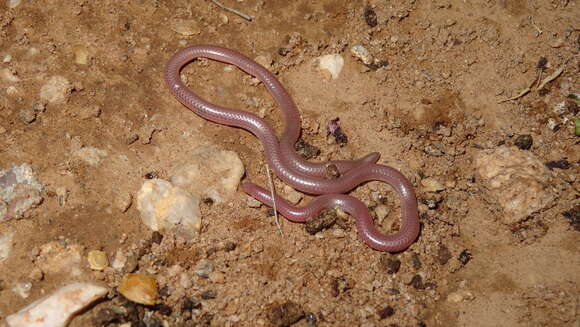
0,1,578,326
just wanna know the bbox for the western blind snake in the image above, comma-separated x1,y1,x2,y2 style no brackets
164,45,420,252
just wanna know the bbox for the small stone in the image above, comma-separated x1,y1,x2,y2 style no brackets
283,185,303,204
363,6,378,27
0,164,44,221
547,118,558,130
305,209,338,234
374,205,390,221
136,179,201,238
254,54,273,70
28,267,44,281
171,145,244,204
219,13,229,24
193,259,214,278
350,45,373,65
201,290,217,300
19,107,37,123
377,306,394,319
458,249,472,265
246,196,262,208
6,86,19,96
294,139,320,160
7,0,21,8
35,242,83,277
266,301,304,327
410,274,425,289
118,273,158,305
0,232,13,262
421,178,445,193
318,54,344,80
73,147,108,167
40,76,72,104
379,256,401,274
73,46,90,65
6,283,108,327
170,19,201,36
545,160,570,170
1,68,20,82
12,281,32,299
447,289,475,303
474,146,555,224
208,271,225,284
437,245,451,265
514,134,533,150
87,250,109,271
79,105,101,119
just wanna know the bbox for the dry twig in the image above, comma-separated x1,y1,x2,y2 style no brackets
265,165,283,235
210,0,253,21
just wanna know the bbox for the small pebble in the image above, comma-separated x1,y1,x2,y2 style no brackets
73,46,90,65
170,19,201,36
79,105,101,119
437,245,452,265
201,290,217,300
266,301,304,327
193,259,214,278
380,256,401,274
514,134,533,150
351,45,373,65
7,0,21,8
208,271,225,284
410,274,425,289
246,196,262,208
458,249,472,265
305,209,338,234
318,54,344,80
118,273,158,305
19,107,36,123
294,139,320,160
421,178,445,193
283,185,303,204
545,160,570,170
377,306,395,319
364,6,378,27
40,76,72,104
447,289,475,303
87,250,109,271
12,281,32,299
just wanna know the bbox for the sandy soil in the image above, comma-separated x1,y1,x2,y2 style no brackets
0,0,579,326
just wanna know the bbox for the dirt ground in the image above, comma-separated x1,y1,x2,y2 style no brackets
0,0,579,326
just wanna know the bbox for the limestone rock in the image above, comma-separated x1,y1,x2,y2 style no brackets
39,76,72,104
0,164,43,221
171,145,244,203
136,179,201,238
474,146,555,224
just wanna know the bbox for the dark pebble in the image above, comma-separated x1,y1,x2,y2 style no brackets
267,301,305,327
418,322,427,327
385,288,400,295
377,306,395,319
437,245,452,265
325,164,340,180
93,308,122,326
379,256,401,274
294,139,321,160
562,206,580,231
144,171,159,179
151,231,163,244
424,282,438,289
411,253,422,269
305,312,318,327
156,304,172,316
514,134,533,150
536,57,547,70
538,88,549,96
327,118,348,146
410,274,425,290
158,285,171,298
364,5,378,27
305,209,337,234
143,316,163,327
367,60,389,71
223,240,237,252
278,47,290,56
458,249,472,265
201,290,217,300
545,160,570,170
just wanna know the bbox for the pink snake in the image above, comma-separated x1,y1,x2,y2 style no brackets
164,45,420,252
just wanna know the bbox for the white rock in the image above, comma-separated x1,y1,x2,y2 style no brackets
474,146,555,224
136,179,201,238
7,0,21,8
39,76,72,104
350,45,373,65
171,145,244,204
283,185,303,204
1,68,21,82
0,164,44,221
6,282,108,327
318,54,344,80
0,232,13,262
12,281,32,299
170,19,201,36
73,46,90,65
421,178,446,192
73,147,108,167
35,242,83,277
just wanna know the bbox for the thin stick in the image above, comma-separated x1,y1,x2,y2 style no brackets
210,0,254,21
265,165,283,235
